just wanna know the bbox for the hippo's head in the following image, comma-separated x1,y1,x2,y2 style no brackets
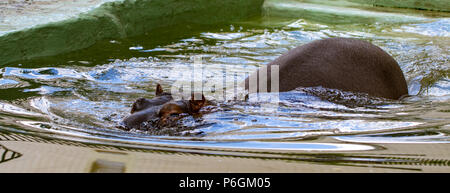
120,84,207,130
130,84,173,114
157,93,206,127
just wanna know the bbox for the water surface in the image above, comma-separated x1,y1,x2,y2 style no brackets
0,13,449,168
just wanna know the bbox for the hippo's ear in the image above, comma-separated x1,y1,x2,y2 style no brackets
155,84,164,96
189,93,206,113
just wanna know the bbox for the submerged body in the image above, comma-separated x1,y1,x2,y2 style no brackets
121,105,162,129
245,38,408,99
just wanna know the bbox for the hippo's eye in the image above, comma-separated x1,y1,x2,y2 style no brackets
170,113,180,116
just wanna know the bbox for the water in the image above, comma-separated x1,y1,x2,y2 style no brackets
0,14,449,170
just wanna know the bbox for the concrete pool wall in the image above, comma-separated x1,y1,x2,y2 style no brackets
0,0,447,66
0,0,265,66
349,0,450,12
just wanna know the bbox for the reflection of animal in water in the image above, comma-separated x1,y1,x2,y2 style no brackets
245,38,408,100
119,84,207,130
120,38,408,130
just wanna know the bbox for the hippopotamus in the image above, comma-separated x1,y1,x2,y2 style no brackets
121,38,408,130
120,84,207,130
245,38,408,100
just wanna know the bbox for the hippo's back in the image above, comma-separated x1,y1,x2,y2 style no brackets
245,38,408,99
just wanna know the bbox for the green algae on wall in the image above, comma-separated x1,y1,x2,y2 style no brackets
349,0,450,12
263,0,426,24
0,0,264,66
